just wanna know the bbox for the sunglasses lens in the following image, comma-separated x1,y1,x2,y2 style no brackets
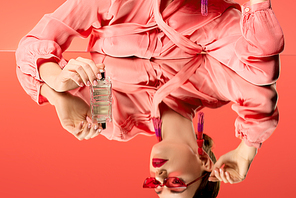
166,177,186,188
143,177,161,188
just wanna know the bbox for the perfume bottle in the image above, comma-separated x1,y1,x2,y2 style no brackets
90,71,112,128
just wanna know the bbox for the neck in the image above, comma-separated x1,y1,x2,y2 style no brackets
160,103,198,151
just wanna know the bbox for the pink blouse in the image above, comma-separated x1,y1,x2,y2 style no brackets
16,0,284,148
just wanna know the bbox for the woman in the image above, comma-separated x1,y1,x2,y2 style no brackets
16,0,284,197
17,53,278,197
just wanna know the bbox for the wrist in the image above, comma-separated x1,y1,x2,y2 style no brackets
236,140,258,162
40,84,67,106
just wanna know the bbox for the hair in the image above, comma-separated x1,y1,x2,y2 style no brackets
193,133,220,198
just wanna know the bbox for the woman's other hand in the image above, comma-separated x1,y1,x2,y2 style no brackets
41,84,103,140
54,57,104,92
208,141,257,184
39,57,105,92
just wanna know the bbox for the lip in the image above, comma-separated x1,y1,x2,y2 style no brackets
152,158,168,168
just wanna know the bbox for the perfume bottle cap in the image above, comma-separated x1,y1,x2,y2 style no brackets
101,122,106,129
100,71,105,80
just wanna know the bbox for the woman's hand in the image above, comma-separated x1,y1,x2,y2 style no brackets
208,141,257,184
39,57,105,92
54,57,104,92
53,91,103,140
41,84,103,140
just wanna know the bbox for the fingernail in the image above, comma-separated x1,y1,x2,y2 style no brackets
94,125,98,130
97,73,101,79
98,129,102,133
88,123,92,129
93,80,98,86
87,81,91,86
80,83,84,87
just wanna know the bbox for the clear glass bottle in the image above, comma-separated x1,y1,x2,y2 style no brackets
90,72,112,128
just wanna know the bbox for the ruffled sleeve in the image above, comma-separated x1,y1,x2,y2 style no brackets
15,0,111,104
201,0,284,148
234,0,284,85
232,0,283,147
231,83,279,149
16,66,48,105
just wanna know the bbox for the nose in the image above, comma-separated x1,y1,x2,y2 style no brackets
155,169,168,182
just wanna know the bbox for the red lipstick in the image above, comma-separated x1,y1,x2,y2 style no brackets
152,158,168,168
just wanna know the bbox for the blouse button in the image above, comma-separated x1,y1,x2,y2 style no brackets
245,7,250,12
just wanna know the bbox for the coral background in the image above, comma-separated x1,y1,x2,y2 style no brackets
0,0,295,197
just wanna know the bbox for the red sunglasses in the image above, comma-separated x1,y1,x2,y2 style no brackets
143,174,205,189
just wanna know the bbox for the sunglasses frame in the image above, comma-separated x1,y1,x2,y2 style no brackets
143,174,206,189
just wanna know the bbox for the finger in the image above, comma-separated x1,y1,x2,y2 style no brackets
77,122,91,140
219,168,229,184
88,122,104,139
225,172,234,184
75,63,91,86
96,63,105,70
76,57,101,84
68,59,91,86
85,124,99,140
91,129,102,139
68,71,84,87
213,169,222,182
91,125,103,139
90,122,105,138
208,176,219,182
210,155,227,178
211,161,223,178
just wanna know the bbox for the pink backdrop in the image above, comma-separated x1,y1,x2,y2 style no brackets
0,0,295,197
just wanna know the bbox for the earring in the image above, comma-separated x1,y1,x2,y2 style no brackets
201,0,208,16
153,117,162,142
197,112,205,155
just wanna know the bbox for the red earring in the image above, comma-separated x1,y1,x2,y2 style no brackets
201,0,208,16
197,112,205,155
153,117,162,142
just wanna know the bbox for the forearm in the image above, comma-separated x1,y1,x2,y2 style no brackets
38,58,62,90
250,0,268,5
40,83,66,106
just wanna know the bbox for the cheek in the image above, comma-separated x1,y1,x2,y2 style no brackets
187,155,204,176
169,155,201,177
